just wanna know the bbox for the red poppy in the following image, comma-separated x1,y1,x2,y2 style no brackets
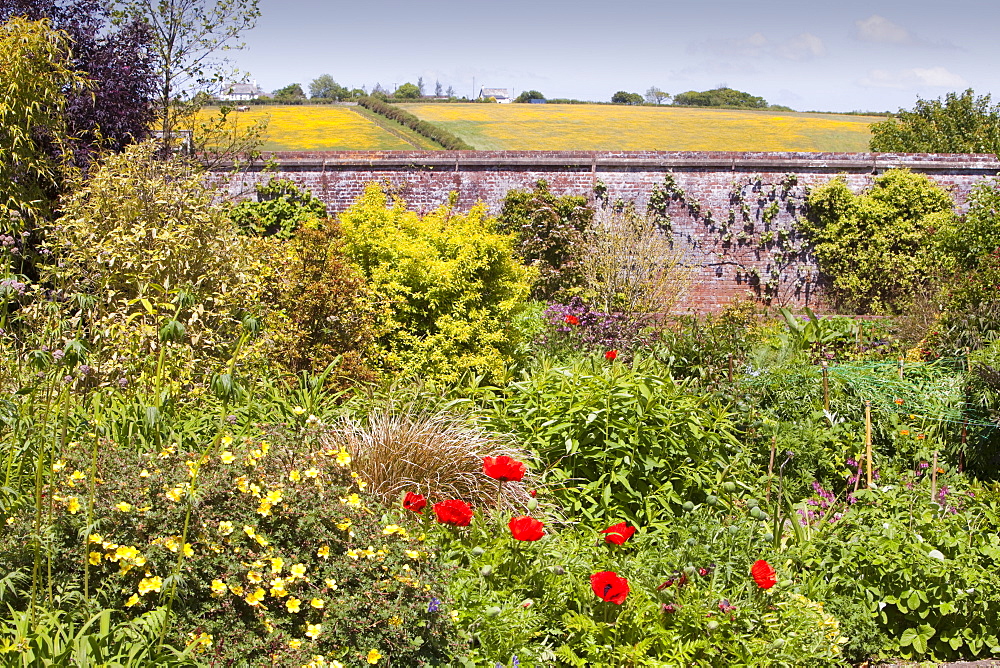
590,571,629,604
751,559,776,589
483,455,526,482
432,499,474,527
600,522,636,545
564,314,579,326
605,349,618,361
508,515,545,541
402,492,427,513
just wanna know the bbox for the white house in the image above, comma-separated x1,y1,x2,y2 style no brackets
478,87,512,103
220,81,263,102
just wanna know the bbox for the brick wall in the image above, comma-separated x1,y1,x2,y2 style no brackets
212,151,1000,312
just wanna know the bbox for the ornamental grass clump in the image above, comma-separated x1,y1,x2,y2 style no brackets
326,410,533,512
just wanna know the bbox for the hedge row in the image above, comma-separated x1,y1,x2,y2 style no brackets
357,96,474,150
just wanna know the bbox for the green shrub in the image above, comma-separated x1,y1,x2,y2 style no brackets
337,183,534,383
0,423,460,665
356,97,473,150
27,141,270,382
800,169,954,314
496,180,593,301
227,178,327,238
483,356,742,524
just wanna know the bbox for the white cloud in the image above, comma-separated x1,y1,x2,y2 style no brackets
689,32,826,61
859,67,968,89
855,15,912,45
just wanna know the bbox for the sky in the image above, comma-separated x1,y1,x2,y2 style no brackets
231,0,997,113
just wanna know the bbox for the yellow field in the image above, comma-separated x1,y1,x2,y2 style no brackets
401,103,882,152
202,105,417,151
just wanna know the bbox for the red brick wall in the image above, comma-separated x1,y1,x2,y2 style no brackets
213,151,1000,312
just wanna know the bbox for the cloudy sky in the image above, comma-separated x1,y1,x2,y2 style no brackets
232,0,993,112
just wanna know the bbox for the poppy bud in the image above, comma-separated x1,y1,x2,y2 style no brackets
480,565,493,577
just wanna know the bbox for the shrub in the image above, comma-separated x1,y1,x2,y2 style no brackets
356,97,473,150
27,141,270,381
262,218,378,385
800,169,954,314
0,422,460,665
227,178,327,238
496,180,593,301
483,356,742,523
337,183,533,383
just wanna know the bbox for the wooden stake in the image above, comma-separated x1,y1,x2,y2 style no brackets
728,353,734,383
898,357,904,380
865,400,873,487
766,436,776,503
960,419,967,473
821,361,829,412
931,451,939,503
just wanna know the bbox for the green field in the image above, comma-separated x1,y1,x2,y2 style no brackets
400,103,882,152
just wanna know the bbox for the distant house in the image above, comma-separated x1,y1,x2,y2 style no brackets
219,81,263,102
478,87,512,104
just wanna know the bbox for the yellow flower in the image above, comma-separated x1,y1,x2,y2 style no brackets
346,549,361,560
269,578,287,598
289,469,301,482
52,460,66,472
450,611,459,622
317,545,330,559
243,525,256,538
229,583,244,596
115,502,132,512
245,587,266,606
336,519,351,531
138,576,162,595
88,533,103,544
220,451,236,464
66,497,81,514
339,493,361,508
125,594,140,607
218,521,234,536
182,543,194,558
382,525,406,537
388,615,402,627
310,598,324,609
288,639,302,649
221,435,234,447
236,477,250,493
88,552,101,565
270,557,284,573
211,579,228,597
286,597,302,613
324,578,337,590
247,570,263,584
257,500,273,516
290,563,307,579
165,487,183,502
366,649,382,664
292,406,306,415
336,450,351,467
69,470,86,483
305,623,322,639
405,550,420,559
255,533,269,547
139,469,150,478
304,468,320,479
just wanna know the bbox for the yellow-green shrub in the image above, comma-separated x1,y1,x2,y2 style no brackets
337,184,533,383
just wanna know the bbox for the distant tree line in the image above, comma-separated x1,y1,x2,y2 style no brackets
609,86,792,111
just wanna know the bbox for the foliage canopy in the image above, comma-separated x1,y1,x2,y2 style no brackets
870,89,1000,154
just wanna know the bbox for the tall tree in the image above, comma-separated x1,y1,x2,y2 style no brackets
434,79,442,96
309,74,347,100
644,86,669,105
416,76,424,96
115,0,261,152
870,89,1000,154
446,84,454,98
273,83,305,101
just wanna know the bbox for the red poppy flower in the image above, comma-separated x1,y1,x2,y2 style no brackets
600,522,636,545
751,559,776,589
483,455,526,482
402,492,427,513
605,349,618,361
590,571,629,604
508,515,545,541
564,314,579,326
433,499,474,527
